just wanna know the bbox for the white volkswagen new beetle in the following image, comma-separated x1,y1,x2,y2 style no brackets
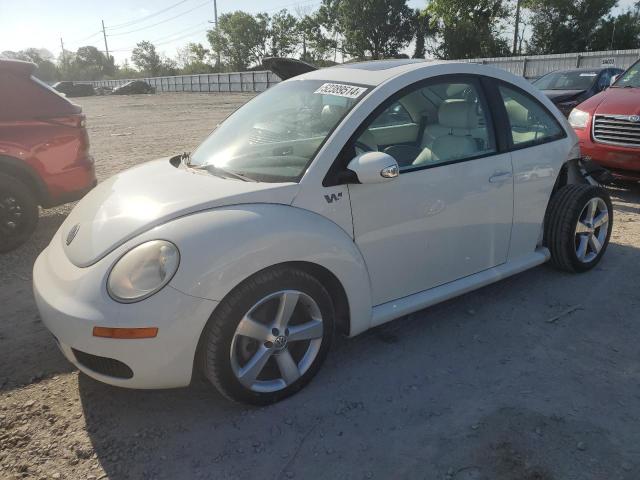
34,60,613,404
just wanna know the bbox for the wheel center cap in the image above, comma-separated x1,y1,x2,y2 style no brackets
273,335,287,349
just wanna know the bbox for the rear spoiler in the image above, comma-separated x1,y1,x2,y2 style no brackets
262,57,318,80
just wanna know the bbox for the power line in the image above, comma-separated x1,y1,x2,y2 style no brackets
106,0,212,36
67,30,103,45
107,0,193,30
109,23,210,52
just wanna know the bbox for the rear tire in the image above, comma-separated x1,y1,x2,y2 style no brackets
544,184,613,273
199,266,335,405
0,173,39,253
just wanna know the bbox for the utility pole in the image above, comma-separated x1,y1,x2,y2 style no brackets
101,19,110,61
60,37,65,67
213,0,220,69
610,17,617,50
512,0,521,55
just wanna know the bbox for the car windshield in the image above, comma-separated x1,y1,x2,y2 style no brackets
190,79,369,182
613,61,640,88
533,71,599,90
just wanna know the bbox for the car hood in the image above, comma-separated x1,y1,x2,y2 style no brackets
60,158,299,267
591,87,640,115
541,89,586,103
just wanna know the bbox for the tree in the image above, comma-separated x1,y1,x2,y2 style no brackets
207,11,269,71
411,8,431,59
589,9,640,50
298,13,338,62
525,0,616,54
131,41,176,76
72,46,114,79
132,41,162,74
176,42,214,74
426,0,511,59
317,0,414,59
188,43,210,63
270,9,300,57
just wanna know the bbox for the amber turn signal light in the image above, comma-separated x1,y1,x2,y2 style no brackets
93,327,158,339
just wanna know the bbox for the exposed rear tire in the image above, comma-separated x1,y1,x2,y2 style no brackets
544,184,613,273
199,266,334,405
0,173,39,253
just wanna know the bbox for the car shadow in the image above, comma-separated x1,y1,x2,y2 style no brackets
76,239,640,480
0,211,74,391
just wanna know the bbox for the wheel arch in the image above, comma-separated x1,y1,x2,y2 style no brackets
150,204,373,337
540,158,595,246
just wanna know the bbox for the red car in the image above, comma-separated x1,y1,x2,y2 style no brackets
0,59,96,252
569,58,640,182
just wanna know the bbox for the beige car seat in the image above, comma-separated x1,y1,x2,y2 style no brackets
414,101,480,165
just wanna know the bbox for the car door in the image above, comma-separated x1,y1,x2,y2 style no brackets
494,82,568,260
345,76,514,305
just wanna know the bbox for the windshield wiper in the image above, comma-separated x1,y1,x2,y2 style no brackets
180,151,192,166
200,164,257,182
181,152,256,182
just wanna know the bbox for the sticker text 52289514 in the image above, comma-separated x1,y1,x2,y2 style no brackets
315,83,367,99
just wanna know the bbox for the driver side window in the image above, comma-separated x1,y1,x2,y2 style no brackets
355,79,496,171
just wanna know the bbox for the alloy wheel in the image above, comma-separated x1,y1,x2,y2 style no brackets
574,197,609,263
230,290,324,393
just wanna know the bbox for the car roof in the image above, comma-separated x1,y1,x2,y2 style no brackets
0,58,36,75
544,67,611,75
296,59,451,86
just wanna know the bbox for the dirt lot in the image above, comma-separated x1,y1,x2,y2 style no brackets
1,93,639,480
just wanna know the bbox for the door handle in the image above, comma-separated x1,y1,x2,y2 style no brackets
489,171,512,183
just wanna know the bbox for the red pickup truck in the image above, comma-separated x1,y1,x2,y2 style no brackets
569,59,640,182
0,59,96,252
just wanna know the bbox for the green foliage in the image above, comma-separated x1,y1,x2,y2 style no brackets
525,0,617,54
317,0,415,59
207,11,269,71
131,41,176,76
411,9,430,59
270,10,300,57
589,10,640,50
426,0,510,59
188,43,210,63
298,13,338,62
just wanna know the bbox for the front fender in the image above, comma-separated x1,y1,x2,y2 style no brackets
149,204,373,336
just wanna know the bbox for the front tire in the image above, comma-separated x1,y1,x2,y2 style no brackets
544,184,613,272
0,173,39,253
200,266,335,405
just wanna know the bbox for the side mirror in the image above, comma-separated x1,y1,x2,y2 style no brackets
610,74,619,86
347,151,399,184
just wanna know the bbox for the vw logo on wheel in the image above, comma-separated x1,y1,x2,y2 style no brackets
273,335,287,349
630,115,640,123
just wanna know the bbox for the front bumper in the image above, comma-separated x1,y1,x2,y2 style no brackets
33,233,217,389
577,128,640,178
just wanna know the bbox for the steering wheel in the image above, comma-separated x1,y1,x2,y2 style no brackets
354,140,374,155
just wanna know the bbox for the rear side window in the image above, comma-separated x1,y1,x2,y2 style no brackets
498,85,564,147
0,72,78,120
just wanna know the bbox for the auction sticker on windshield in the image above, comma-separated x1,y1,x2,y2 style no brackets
315,83,367,99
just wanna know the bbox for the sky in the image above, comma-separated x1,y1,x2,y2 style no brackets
0,0,636,65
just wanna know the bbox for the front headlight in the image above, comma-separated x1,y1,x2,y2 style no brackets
568,108,589,129
107,240,180,303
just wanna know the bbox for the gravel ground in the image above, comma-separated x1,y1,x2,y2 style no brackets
1,93,639,480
